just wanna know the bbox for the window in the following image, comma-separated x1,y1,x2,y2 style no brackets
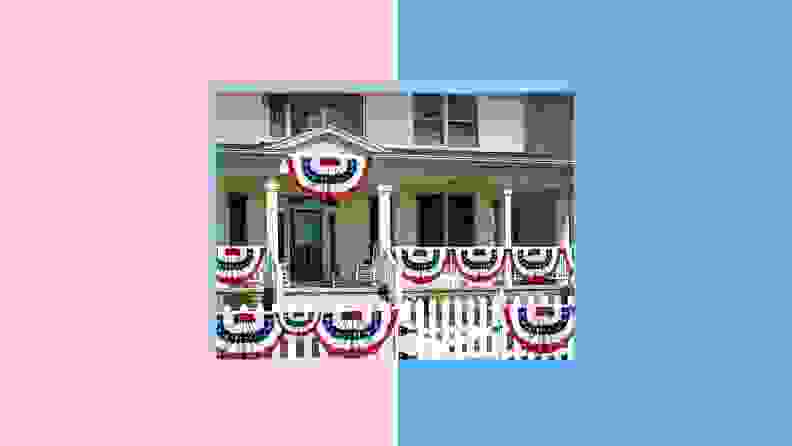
523,96,572,154
511,191,558,245
447,96,477,147
412,95,478,147
228,192,248,244
413,95,445,146
290,94,364,135
416,193,476,246
265,94,364,138
417,193,444,246
447,194,475,246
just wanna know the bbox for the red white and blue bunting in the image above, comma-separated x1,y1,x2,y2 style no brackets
391,247,452,285
278,311,322,336
315,305,400,356
503,303,576,354
510,247,561,280
215,246,268,286
215,305,398,359
215,307,283,357
452,247,508,284
387,245,573,286
285,151,368,202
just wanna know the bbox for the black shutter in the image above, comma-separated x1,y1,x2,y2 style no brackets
228,192,248,244
448,194,475,246
278,211,285,260
512,204,521,245
417,194,444,246
370,196,379,258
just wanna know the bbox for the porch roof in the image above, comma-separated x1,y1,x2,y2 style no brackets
218,126,575,168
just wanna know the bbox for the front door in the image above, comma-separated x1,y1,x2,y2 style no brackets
291,210,323,283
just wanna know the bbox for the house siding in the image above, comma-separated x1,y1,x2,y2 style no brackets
215,95,267,144
364,95,411,145
524,96,573,160
213,94,572,156
476,96,525,152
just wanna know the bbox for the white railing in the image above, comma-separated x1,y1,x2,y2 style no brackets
374,248,403,303
399,291,575,360
401,295,504,360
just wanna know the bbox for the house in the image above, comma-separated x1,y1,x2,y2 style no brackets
213,90,576,314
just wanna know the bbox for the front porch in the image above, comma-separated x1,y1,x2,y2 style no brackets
214,126,575,308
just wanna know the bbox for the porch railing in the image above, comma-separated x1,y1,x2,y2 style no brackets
388,245,575,291
215,244,574,310
374,247,403,303
398,290,575,360
215,303,397,360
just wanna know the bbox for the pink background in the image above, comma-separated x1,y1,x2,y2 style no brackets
2,2,393,445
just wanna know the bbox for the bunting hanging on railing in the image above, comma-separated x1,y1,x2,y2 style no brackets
215,305,399,359
452,247,508,284
392,247,452,285
503,303,576,354
278,311,322,336
286,151,368,202
315,305,399,356
215,247,268,286
510,247,562,281
215,307,283,357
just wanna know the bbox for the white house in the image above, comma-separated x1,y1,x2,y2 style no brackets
212,90,576,359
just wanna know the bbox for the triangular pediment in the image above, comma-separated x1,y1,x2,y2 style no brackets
268,125,390,157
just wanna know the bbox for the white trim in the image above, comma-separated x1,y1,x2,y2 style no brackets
442,95,449,145
407,92,414,145
503,189,513,289
262,95,271,138
284,102,292,137
230,148,575,167
268,125,389,154
362,96,367,138
375,152,575,166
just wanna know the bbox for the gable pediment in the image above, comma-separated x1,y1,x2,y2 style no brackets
268,125,390,158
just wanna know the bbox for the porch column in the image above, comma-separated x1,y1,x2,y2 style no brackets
262,95,271,138
265,178,281,293
284,102,293,137
503,188,513,288
377,185,393,254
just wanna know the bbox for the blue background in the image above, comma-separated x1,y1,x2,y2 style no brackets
396,1,791,445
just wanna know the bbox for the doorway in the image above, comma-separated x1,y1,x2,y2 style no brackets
290,209,323,282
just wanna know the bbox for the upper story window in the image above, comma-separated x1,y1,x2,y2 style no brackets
265,94,364,138
412,95,478,147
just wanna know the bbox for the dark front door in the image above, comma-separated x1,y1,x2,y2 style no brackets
291,210,323,282
329,213,337,278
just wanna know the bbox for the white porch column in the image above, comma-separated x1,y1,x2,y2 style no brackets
503,189,513,288
262,95,271,138
265,179,281,294
284,102,293,137
377,185,393,254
